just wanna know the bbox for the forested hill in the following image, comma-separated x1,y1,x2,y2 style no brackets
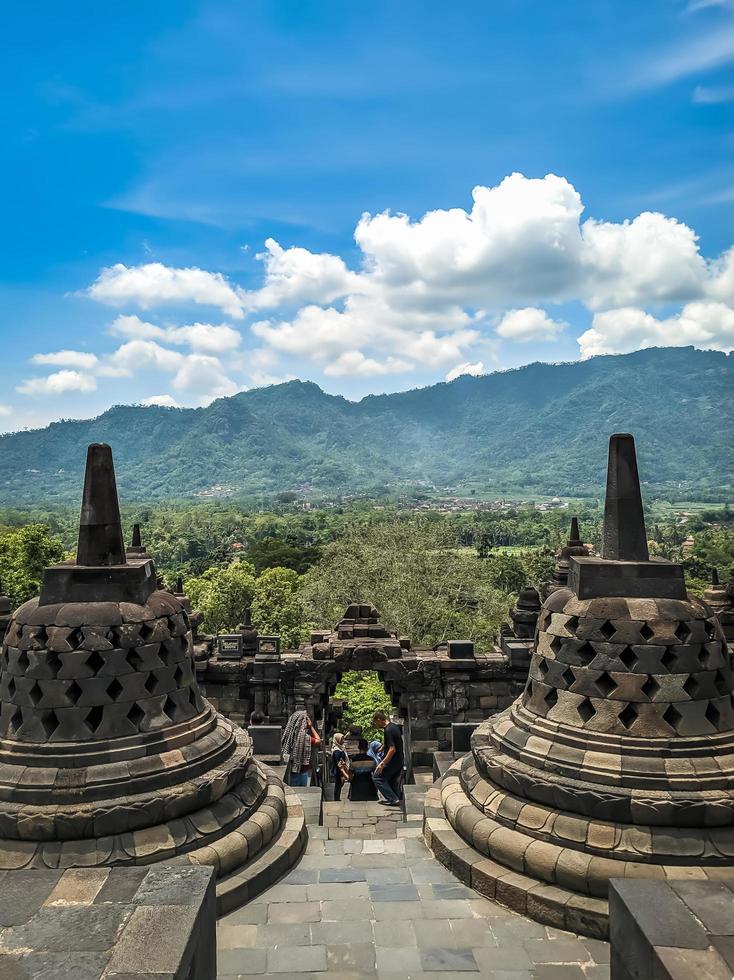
1,346,732,504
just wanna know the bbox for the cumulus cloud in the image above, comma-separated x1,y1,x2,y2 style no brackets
88,262,246,318
171,354,240,405
496,308,566,342
577,301,734,358
446,361,485,381
32,350,100,370
140,394,181,408
243,238,362,309
17,370,97,395
323,350,413,377
109,314,242,352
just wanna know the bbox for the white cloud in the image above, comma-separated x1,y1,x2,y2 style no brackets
17,370,97,396
577,301,734,358
243,238,361,309
0,405,12,417
109,314,165,340
323,350,413,377
140,394,181,408
446,361,485,381
102,339,184,377
171,353,240,405
88,262,246,318
109,314,242,352
623,26,734,91
31,350,100,370
496,308,566,342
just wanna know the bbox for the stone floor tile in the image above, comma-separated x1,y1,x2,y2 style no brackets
220,903,268,925
321,899,373,921
307,882,369,901
216,922,258,949
522,938,593,964
325,840,348,855
413,919,455,948
419,946,479,971
319,868,367,883
364,868,412,885
299,855,351,869
283,868,319,885
431,882,475,900
470,897,512,918
371,900,426,921
382,839,405,853
362,840,385,853
491,918,548,944
311,919,373,945
327,942,377,971
410,864,457,884
267,943,327,973
533,966,587,980
373,919,417,947
216,946,268,975
472,945,535,972
254,922,311,947
267,901,322,924
369,884,419,902
448,918,497,947
263,883,309,903
582,938,610,964
420,899,473,919
375,945,423,974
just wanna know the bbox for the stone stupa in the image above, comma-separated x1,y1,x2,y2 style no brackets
426,434,734,938
0,444,304,908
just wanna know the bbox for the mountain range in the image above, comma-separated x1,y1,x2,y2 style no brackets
1,346,732,505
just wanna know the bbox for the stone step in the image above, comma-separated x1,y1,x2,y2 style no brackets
422,784,608,941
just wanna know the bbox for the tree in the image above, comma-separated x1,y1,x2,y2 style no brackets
251,566,307,647
333,671,394,741
0,524,65,607
185,561,257,634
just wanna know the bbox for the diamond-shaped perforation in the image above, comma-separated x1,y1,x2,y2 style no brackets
86,705,104,734
661,649,677,672
67,627,83,648
600,620,616,640
595,671,617,697
106,678,124,701
641,675,660,700
714,670,729,696
639,623,655,642
28,681,43,706
675,621,692,643
619,646,638,670
40,709,57,739
127,702,145,728
619,703,638,729
173,664,185,687
578,641,596,663
578,697,596,723
663,703,683,732
7,676,16,698
683,674,700,698
85,650,105,675
46,651,61,677
139,622,155,642
566,615,579,634
9,705,23,733
144,672,159,696
163,694,178,723
17,650,29,672
549,635,563,656
706,701,721,730
126,649,144,672
67,680,83,705
544,688,558,710
561,666,576,689
538,659,549,679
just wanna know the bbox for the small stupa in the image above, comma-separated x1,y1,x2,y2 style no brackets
0,444,302,893
543,516,590,596
428,434,734,938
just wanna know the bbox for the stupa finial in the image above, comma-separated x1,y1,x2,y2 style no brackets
569,516,581,545
76,444,126,567
131,523,142,548
712,567,720,586
601,433,649,562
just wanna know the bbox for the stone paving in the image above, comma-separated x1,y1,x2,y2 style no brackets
216,803,611,979
322,801,404,839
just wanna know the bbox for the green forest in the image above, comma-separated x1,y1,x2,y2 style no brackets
2,495,731,651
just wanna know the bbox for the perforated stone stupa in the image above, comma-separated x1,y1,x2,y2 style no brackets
425,433,734,938
0,444,303,904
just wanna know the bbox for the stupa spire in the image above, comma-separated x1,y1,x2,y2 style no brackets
76,444,126,566
568,516,581,545
131,523,142,548
601,433,649,561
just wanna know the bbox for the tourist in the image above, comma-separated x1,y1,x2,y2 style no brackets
330,732,349,801
367,739,383,765
344,738,378,801
371,710,404,807
249,710,265,726
281,708,321,787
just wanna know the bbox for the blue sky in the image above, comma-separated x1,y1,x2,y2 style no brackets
2,0,733,430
